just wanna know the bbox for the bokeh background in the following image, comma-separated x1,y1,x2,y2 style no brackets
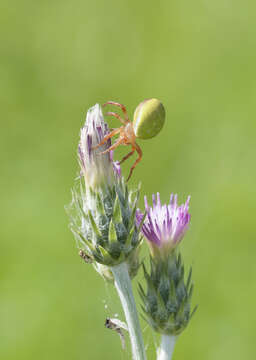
1,0,256,359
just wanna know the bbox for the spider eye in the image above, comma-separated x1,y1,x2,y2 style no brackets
133,98,165,140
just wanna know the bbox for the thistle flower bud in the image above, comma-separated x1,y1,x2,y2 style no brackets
136,193,191,258
69,178,143,267
67,104,143,269
139,252,197,336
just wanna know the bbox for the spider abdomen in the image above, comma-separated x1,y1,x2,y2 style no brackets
133,98,165,140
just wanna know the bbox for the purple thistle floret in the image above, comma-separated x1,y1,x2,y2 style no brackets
136,193,191,253
78,104,120,188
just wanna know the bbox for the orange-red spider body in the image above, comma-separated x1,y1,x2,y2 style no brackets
94,99,165,181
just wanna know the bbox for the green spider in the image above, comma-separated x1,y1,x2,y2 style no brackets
94,98,165,181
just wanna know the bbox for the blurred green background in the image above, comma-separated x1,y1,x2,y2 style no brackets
1,0,256,359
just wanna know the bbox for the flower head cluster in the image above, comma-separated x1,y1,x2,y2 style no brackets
67,101,197,351
136,193,191,256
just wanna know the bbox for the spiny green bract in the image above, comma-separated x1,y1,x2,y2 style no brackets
68,178,144,269
133,98,165,140
139,252,197,335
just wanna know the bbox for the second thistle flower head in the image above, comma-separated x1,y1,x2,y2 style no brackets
137,193,196,336
136,193,191,257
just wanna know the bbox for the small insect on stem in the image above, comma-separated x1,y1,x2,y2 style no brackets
105,318,128,349
93,98,166,181
79,249,93,263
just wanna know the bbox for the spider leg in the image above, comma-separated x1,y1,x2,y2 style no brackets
103,101,129,122
119,148,135,165
126,143,143,182
105,111,127,125
93,128,121,150
100,137,124,155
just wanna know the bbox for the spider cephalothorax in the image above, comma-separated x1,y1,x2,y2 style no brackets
94,98,165,181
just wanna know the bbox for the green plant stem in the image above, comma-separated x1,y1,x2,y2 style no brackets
157,335,177,360
111,262,146,360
